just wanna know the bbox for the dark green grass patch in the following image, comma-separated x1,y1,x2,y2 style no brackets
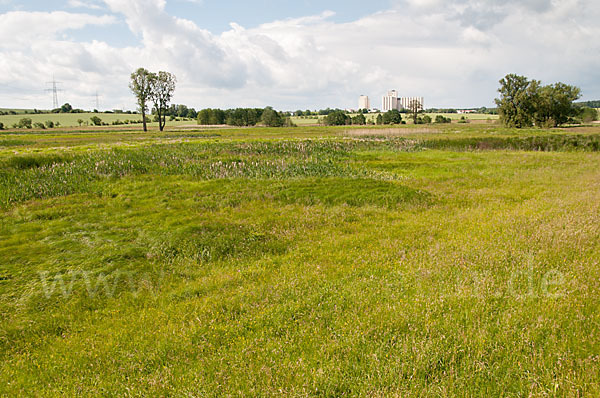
164,177,432,209
271,178,430,208
3,153,72,169
0,140,419,208
0,139,31,148
149,221,290,264
423,134,600,151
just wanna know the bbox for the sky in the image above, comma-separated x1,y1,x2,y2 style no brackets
0,0,598,111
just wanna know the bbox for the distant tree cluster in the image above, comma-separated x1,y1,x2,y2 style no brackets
425,107,498,115
261,106,295,127
165,104,197,120
495,74,582,128
323,111,351,126
378,110,403,125
50,103,85,114
8,118,64,130
129,68,177,131
575,100,600,109
198,108,261,126
323,110,369,126
294,108,353,117
578,107,598,123
197,107,295,127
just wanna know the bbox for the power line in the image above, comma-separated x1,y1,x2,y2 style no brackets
45,76,64,109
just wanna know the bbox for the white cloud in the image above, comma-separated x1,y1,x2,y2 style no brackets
0,0,599,110
67,0,103,10
0,11,115,46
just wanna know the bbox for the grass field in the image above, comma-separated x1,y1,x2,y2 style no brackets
0,111,195,129
291,113,500,126
0,111,498,129
1,123,599,395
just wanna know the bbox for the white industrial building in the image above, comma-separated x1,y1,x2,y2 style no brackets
358,95,370,110
399,96,425,110
382,90,424,111
382,90,399,112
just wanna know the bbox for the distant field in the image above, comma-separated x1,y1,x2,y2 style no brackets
0,112,195,128
1,111,499,130
1,123,599,395
291,113,500,126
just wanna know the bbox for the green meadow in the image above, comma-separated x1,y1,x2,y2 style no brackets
0,111,196,129
0,111,497,129
0,124,599,396
291,113,500,126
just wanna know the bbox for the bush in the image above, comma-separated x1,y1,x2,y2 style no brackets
0,122,4,130
17,118,32,129
324,111,350,126
579,107,598,123
262,107,284,127
283,117,297,128
422,115,432,124
435,115,452,124
33,122,46,129
45,120,54,129
382,110,402,125
351,114,366,125
90,116,102,126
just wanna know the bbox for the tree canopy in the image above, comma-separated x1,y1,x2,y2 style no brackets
382,109,402,125
130,68,176,132
261,107,284,127
149,71,177,132
495,74,580,128
129,68,154,132
323,111,350,126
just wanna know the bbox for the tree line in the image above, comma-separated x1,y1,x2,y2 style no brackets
197,107,295,127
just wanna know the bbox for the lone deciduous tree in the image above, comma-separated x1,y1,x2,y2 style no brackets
495,74,540,128
149,71,177,132
129,68,154,132
407,99,423,124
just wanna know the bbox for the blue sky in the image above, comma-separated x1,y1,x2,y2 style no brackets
0,0,598,110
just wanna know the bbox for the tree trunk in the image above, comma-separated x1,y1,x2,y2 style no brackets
142,109,147,132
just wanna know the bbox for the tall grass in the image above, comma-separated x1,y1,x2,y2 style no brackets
2,134,599,208
0,140,399,207
1,128,600,395
422,134,600,151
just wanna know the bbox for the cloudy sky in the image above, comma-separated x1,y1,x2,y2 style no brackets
0,0,598,111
